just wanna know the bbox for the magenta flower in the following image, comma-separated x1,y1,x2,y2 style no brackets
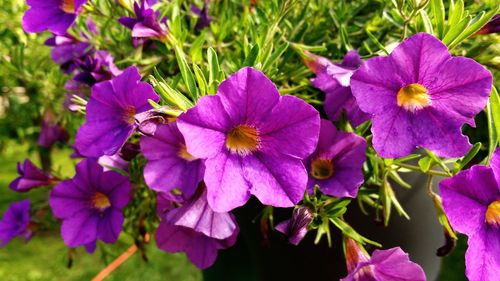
275,206,313,245
9,159,54,192
177,67,320,212
305,120,366,198
156,188,239,269
22,0,87,35
476,14,499,35
309,51,370,127
75,66,159,157
191,0,212,31
341,238,426,281
49,159,131,252
350,33,492,158
118,0,167,41
73,51,123,86
0,200,32,247
37,110,69,148
439,149,500,281
141,122,204,198
45,34,91,74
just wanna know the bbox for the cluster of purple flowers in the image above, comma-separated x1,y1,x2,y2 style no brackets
3,1,497,280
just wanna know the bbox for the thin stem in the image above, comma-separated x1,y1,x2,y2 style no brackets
396,163,451,177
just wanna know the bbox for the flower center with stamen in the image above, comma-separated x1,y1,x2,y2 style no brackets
123,106,136,125
485,200,500,227
226,125,259,155
178,144,197,161
397,83,431,112
91,192,111,210
60,0,75,13
310,158,334,180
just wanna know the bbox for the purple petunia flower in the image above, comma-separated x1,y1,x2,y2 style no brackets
73,51,123,86
22,0,88,35
141,122,204,198
177,67,320,212
0,200,32,247
49,159,131,252
439,149,500,281
118,0,168,42
350,32,492,158
75,66,159,157
275,206,313,245
308,51,370,127
304,120,366,198
45,34,91,74
156,187,239,269
9,159,54,192
476,14,500,35
37,110,69,148
341,238,426,281
191,0,212,31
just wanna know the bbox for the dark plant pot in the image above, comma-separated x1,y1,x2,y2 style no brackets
203,175,443,281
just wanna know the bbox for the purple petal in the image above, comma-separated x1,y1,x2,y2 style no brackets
464,226,500,281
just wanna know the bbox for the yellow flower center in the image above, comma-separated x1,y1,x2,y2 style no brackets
61,0,75,13
310,158,334,180
397,83,431,112
178,144,197,161
91,192,111,210
485,200,500,226
123,106,137,124
226,125,260,155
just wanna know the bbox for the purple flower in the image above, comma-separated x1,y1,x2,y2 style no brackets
45,34,91,74
49,159,131,252
155,188,239,269
73,51,123,86
309,51,370,127
191,1,212,31
305,120,366,198
476,14,500,35
177,67,320,212
22,0,88,35
439,149,500,281
141,122,204,198
341,238,426,281
64,80,90,112
350,33,492,158
37,110,69,148
9,159,54,192
118,0,168,41
0,200,32,247
275,206,313,245
75,66,159,157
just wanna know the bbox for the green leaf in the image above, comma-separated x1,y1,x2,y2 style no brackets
430,0,445,38
330,218,381,247
388,170,412,189
455,142,481,172
442,14,470,46
207,47,220,88
242,44,260,67
484,90,499,164
490,87,500,139
174,45,199,100
192,64,208,96
419,10,434,34
418,156,434,173
447,0,464,28
449,7,499,49
262,42,289,71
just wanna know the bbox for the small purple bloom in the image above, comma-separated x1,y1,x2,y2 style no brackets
9,159,54,192
439,149,500,281
37,110,69,148
305,120,366,198
73,51,122,86
49,159,131,252
275,206,313,245
341,238,426,281
64,80,90,112
309,50,370,127
23,0,88,35
191,1,212,31
141,122,204,198
155,188,239,269
119,0,168,41
177,67,320,212
75,66,159,157
476,14,500,35
350,33,492,158
0,200,32,247
45,34,91,74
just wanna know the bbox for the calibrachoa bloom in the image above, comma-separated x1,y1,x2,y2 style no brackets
23,0,88,35
141,122,204,198
275,206,313,245
308,51,370,127
118,0,167,41
177,67,320,212
350,32,492,158
439,149,500,281
191,0,212,31
0,200,32,247
9,159,54,192
476,14,500,35
156,188,239,269
75,66,159,157
305,120,366,198
341,238,426,281
37,110,69,148
45,34,91,74
49,159,131,252
73,51,122,86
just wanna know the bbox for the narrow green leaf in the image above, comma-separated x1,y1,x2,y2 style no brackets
448,0,463,28
242,44,260,67
418,156,433,173
174,45,199,100
366,30,389,55
449,7,499,49
262,42,289,71
419,10,434,34
207,47,220,86
484,91,499,164
456,142,482,171
490,87,500,139
388,170,412,189
192,64,208,96
442,15,470,46
430,0,445,38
